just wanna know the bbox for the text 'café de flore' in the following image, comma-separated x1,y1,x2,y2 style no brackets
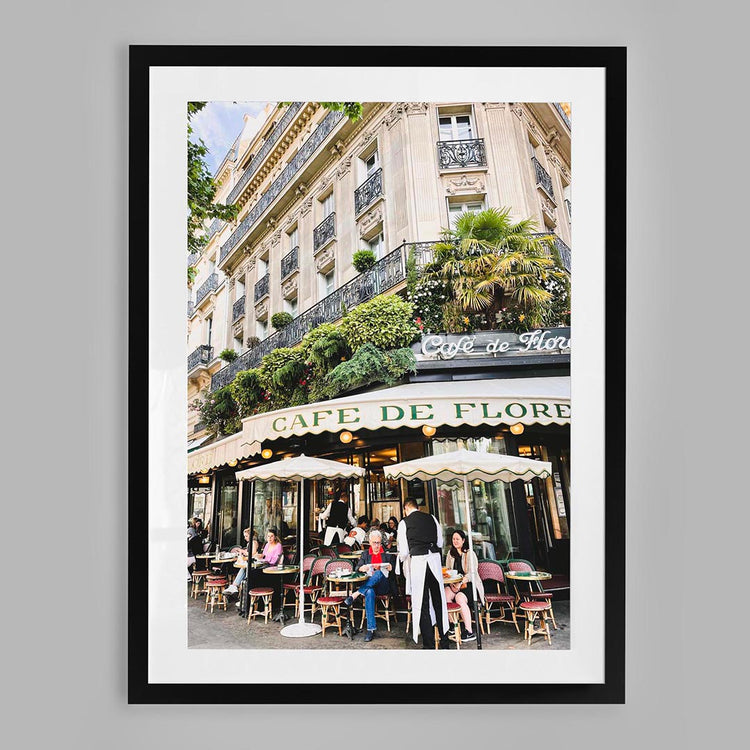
187,100,572,578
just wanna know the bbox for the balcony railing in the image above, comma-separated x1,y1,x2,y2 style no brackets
254,273,270,302
437,138,487,170
554,103,571,130
210,244,415,391
195,273,218,305
354,168,384,215
220,109,345,263
531,156,555,198
533,233,571,274
188,344,213,371
281,246,299,280
187,300,194,318
187,252,200,267
226,103,304,205
232,295,246,322
207,219,224,241
564,199,572,219
313,212,336,252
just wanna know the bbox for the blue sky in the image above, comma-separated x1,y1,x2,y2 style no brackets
190,101,271,174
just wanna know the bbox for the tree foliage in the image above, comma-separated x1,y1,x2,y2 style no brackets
187,102,239,262
340,294,420,351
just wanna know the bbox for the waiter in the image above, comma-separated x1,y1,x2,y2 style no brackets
397,498,449,650
318,490,356,547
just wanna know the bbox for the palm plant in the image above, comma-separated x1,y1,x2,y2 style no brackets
427,207,567,330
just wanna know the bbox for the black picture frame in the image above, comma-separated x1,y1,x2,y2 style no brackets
129,45,626,704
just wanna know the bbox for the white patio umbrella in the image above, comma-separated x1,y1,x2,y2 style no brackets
384,449,552,649
236,454,365,638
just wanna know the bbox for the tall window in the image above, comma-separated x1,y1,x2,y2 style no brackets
205,315,213,347
233,335,243,354
283,296,298,318
365,232,385,260
236,278,245,300
288,226,298,249
257,258,268,277
439,112,474,141
256,319,268,340
448,198,486,229
321,191,335,218
319,269,335,298
363,149,379,176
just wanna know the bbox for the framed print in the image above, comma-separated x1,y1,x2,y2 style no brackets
129,46,625,703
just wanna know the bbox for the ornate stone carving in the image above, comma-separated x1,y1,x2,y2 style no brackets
336,156,353,179
315,246,335,273
445,173,486,195
540,195,557,225
282,276,299,300
270,230,282,247
384,103,405,129
404,102,429,116
547,152,571,181
357,206,384,237
255,299,269,319
295,182,308,197
300,197,313,216
330,139,345,156
232,319,245,337
483,102,505,110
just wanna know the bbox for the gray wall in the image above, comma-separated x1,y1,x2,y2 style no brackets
4,0,743,746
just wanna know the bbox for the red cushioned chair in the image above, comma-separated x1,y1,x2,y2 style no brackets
518,600,552,644
283,554,316,615
478,560,519,634
317,559,354,637
247,587,275,624
506,559,557,630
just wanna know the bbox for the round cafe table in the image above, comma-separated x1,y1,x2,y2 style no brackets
505,570,552,602
262,565,300,625
194,554,214,571
338,552,361,560
326,571,368,639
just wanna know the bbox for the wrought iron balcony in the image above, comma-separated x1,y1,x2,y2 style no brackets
281,246,299,280
220,109,345,263
188,344,213,371
313,212,336,252
187,300,194,318
195,273,218,305
564,199,572,219
187,252,200,267
532,156,555,198
226,103,304,205
532,233,571,274
232,295,246,322
354,168,384,215
254,273,270,302
210,244,412,391
207,219,224,241
437,138,487,170
554,103,571,130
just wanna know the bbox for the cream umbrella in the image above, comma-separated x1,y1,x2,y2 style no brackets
384,449,552,649
236,454,365,638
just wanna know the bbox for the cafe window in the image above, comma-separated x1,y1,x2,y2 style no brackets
218,478,239,549
431,436,519,561
252,480,298,545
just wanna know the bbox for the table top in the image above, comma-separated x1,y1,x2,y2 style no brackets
263,565,299,575
338,552,361,559
327,572,367,583
443,574,464,585
195,554,215,559
506,570,552,581
210,556,237,564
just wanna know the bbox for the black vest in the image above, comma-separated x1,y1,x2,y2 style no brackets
327,500,349,530
404,511,441,556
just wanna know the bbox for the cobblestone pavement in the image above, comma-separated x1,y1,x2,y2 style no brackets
188,588,570,650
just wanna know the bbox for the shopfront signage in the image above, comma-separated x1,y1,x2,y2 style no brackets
416,328,571,361
267,397,570,435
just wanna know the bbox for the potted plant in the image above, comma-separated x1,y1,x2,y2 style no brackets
245,335,261,350
352,249,376,273
270,311,294,330
218,348,239,363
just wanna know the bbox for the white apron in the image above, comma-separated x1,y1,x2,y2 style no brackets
323,526,345,547
404,551,448,643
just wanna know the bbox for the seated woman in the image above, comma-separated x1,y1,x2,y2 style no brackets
341,530,397,642
223,528,257,599
444,529,485,643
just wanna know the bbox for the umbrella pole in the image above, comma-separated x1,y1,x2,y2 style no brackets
463,477,483,650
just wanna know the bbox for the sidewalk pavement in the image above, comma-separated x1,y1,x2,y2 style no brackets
188,588,570,650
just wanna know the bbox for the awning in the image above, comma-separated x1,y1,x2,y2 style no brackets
187,432,261,475
187,434,210,452
187,376,569,473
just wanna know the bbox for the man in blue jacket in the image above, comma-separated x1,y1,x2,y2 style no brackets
341,530,397,642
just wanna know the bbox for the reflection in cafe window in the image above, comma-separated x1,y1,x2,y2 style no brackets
431,436,519,561
253,480,282,543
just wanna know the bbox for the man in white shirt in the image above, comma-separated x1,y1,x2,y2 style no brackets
344,516,369,547
318,490,357,546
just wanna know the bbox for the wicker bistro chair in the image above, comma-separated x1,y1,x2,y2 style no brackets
518,600,553,644
296,556,327,619
247,586,275,624
190,569,210,599
282,554,316,614
316,559,354,637
204,575,228,613
478,560,519,634
505,559,557,630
